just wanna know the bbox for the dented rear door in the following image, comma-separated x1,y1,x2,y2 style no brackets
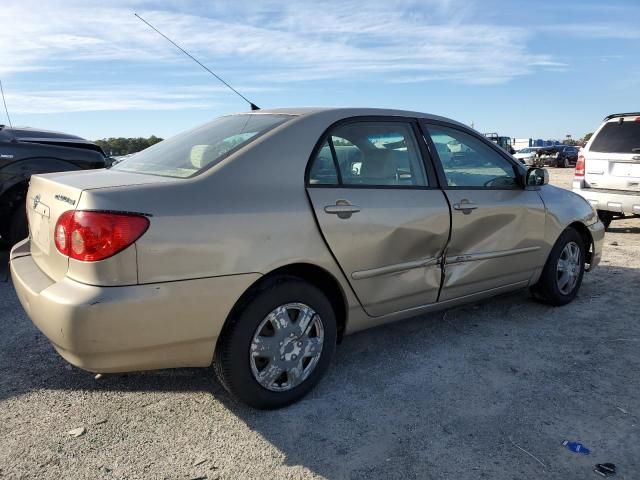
306,118,450,317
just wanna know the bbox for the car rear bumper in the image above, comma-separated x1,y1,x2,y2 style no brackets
517,157,536,166
10,239,261,373
573,183,640,216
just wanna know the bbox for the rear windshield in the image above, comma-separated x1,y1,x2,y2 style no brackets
111,114,291,178
590,120,640,154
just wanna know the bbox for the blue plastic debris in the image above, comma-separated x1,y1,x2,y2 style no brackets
562,440,590,455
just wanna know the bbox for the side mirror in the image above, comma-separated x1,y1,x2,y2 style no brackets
526,167,549,186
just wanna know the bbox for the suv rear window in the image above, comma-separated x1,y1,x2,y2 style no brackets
590,120,640,154
112,114,291,178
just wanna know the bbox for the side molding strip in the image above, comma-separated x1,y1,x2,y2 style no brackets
446,246,540,265
352,257,440,280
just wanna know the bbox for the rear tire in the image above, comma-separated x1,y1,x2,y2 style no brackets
531,228,586,306
8,201,28,245
214,277,337,409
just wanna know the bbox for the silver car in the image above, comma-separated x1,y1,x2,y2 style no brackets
10,108,604,409
513,147,541,167
573,112,640,228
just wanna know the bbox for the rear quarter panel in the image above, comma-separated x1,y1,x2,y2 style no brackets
82,112,363,314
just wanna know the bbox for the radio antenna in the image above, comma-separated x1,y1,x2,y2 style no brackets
134,13,260,111
0,79,13,128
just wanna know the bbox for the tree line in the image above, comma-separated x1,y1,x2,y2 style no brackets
94,136,163,156
562,133,593,146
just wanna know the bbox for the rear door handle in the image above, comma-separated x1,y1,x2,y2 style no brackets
324,201,361,219
453,200,478,212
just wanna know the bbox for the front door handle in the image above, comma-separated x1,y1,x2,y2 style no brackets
453,200,478,213
324,200,361,219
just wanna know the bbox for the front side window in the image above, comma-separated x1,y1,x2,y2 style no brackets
426,124,519,189
308,121,427,187
112,114,291,178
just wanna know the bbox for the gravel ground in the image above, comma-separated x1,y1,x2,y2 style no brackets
1,168,638,479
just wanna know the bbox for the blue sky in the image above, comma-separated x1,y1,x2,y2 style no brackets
1,0,638,141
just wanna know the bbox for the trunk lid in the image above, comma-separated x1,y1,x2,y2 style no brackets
585,116,640,192
27,169,176,282
27,174,82,281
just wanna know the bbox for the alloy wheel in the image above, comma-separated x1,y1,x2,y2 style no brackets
556,241,581,295
249,302,324,392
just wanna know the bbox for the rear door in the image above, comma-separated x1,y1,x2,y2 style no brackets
306,118,450,317
421,121,546,301
585,116,640,192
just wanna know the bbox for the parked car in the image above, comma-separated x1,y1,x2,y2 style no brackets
0,125,107,245
514,147,542,166
537,145,579,168
10,108,604,409
573,112,640,229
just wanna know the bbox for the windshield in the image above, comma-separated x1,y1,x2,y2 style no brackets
590,120,640,154
111,114,292,178
518,148,534,153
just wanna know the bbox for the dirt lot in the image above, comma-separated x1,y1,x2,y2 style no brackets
1,168,638,479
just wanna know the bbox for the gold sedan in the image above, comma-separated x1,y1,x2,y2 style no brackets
10,108,604,409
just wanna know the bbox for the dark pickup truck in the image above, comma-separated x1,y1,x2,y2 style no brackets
0,125,107,244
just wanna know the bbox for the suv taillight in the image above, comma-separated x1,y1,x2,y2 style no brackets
55,211,149,261
575,154,585,177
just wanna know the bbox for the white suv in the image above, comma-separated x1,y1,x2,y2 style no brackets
573,112,640,229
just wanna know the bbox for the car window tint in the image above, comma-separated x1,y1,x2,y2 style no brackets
308,140,339,185
590,120,640,154
328,122,427,187
427,125,519,189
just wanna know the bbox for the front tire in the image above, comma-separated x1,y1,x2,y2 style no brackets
214,277,337,409
531,228,586,306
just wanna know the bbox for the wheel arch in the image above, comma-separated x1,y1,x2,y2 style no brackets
567,221,595,268
215,262,349,355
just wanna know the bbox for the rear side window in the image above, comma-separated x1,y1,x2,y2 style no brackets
308,121,428,187
308,140,339,185
590,120,640,154
112,114,291,178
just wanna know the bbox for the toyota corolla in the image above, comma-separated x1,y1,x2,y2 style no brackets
10,108,604,409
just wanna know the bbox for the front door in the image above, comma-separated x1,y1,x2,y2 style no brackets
422,122,546,301
306,119,450,317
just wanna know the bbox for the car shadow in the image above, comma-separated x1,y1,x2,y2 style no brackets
2,263,640,478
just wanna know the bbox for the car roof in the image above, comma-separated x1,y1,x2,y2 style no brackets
0,125,89,143
603,112,640,121
245,107,471,128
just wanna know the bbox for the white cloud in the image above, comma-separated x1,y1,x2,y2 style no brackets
0,0,580,113
4,85,276,114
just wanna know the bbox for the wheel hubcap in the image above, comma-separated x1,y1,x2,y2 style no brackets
556,241,581,295
249,302,324,392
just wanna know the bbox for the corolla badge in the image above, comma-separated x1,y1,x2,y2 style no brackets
32,194,41,209
54,194,76,206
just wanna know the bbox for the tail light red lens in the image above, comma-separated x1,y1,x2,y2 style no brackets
54,211,149,262
575,155,585,177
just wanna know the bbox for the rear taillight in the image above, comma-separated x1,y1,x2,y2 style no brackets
575,154,585,177
54,211,149,262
